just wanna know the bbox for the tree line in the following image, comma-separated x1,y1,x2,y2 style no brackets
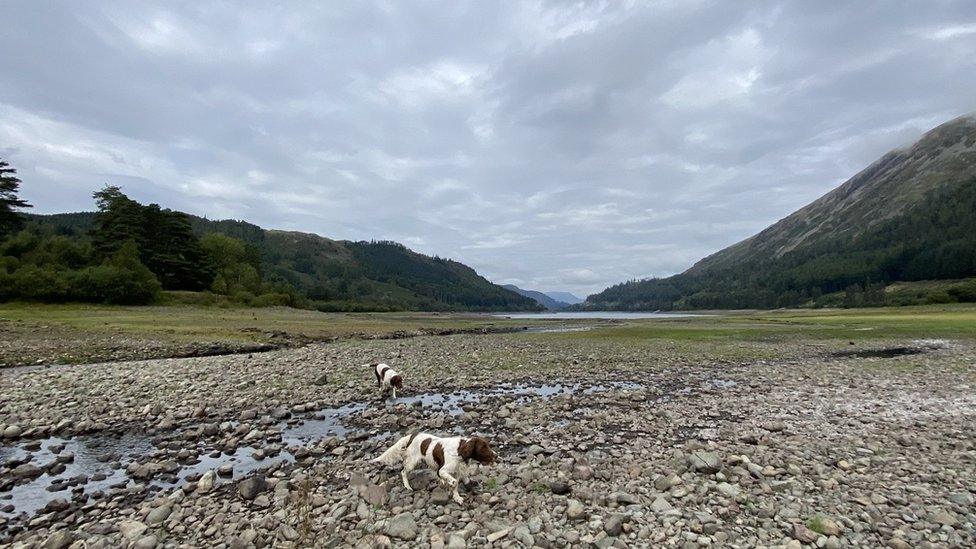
0,158,540,311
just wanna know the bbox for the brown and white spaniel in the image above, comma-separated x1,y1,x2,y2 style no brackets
370,362,403,399
373,432,496,504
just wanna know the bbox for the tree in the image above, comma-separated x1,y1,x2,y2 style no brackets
0,158,31,239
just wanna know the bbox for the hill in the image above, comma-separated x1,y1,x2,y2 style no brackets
21,210,541,312
501,285,570,310
545,291,583,305
584,114,976,310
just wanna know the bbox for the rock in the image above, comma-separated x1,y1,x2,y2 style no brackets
384,512,418,541
362,483,389,507
654,473,679,491
486,527,511,543
119,520,149,541
549,480,571,495
134,535,158,549
197,470,215,493
792,523,818,544
314,373,329,385
12,463,43,479
930,510,957,526
613,491,638,505
689,451,721,474
651,497,673,513
146,504,172,525
566,499,587,520
3,424,22,438
716,482,740,499
446,534,467,549
887,538,911,549
238,475,268,500
604,514,626,537
42,530,75,549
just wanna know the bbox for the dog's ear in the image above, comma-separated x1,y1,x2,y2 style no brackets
391,375,403,388
458,438,474,460
473,437,495,464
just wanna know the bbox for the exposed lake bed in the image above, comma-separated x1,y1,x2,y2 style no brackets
2,314,975,547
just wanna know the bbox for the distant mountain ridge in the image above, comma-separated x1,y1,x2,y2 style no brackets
28,211,542,312
501,285,571,310
545,291,583,305
584,114,976,310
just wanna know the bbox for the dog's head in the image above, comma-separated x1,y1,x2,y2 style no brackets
390,375,403,389
459,436,496,465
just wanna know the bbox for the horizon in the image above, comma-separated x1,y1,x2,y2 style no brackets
3,2,975,296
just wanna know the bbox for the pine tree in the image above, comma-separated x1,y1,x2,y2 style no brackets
0,158,32,239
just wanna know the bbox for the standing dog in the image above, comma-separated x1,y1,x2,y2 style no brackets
370,362,403,399
373,433,496,504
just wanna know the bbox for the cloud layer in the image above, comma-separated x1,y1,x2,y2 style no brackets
2,1,975,296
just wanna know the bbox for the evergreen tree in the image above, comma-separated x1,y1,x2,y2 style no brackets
0,158,32,239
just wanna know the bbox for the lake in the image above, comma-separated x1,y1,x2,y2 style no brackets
494,311,710,320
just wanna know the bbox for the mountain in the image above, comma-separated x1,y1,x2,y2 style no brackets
584,114,976,310
545,291,583,305
25,211,542,312
502,285,571,310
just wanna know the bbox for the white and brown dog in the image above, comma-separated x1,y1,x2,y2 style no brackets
373,433,496,504
370,362,403,399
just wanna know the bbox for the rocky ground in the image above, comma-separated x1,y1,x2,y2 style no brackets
1,332,974,548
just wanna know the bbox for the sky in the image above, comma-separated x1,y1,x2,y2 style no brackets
2,1,975,297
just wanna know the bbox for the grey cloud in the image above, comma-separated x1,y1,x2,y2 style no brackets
2,1,975,297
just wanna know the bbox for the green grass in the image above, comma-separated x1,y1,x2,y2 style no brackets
806,516,828,535
0,302,537,344
556,304,976,343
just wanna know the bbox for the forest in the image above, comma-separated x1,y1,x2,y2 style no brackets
586,178,976,310
0,159,539,311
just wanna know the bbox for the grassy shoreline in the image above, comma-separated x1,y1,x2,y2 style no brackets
2,302,974,368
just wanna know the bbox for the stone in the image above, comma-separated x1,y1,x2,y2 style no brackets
446,534,467,549
486,528,511,543
549,480,571,495
3,424,22,438
238,475,268,500
42,530,75,549
651,498,673,513
146,504,172,526
604,515,626,537
134,535,158,549
119,520,149,541
362,483,389,507
689,451,721,474
384,512,418,541
566,499,587,520
12,463,43,479
197,470,215,493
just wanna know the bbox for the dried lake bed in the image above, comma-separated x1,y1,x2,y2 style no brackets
1,310,975,548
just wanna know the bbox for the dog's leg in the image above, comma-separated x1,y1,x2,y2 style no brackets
439,469,463,504
392,387,397,400
401,455,420,491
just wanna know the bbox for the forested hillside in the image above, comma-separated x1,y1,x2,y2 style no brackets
584,115,976,310
1,184,539,311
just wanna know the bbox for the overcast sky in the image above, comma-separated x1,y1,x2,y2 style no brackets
2,1,975,297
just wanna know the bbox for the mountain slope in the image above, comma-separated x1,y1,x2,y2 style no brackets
584,114,976,310
502,285,570,310
545,291,583,305
26,211,541,312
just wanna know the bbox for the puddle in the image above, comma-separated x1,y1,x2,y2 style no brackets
393,381,643,415
1,380,646,523
519,325,595,334
833,347,926,359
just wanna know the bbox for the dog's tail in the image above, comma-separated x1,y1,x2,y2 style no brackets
373,434,412,465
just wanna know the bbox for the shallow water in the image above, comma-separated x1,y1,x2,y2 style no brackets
0,380,647,520
496,311,710,320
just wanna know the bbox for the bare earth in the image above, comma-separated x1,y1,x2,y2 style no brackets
1,329,974,548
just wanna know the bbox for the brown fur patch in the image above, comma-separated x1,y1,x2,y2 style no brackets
459,436,495,465
432,443,445,470
405,432,418,448
390,375,403,389
420,438,431,456
378,365,390,380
